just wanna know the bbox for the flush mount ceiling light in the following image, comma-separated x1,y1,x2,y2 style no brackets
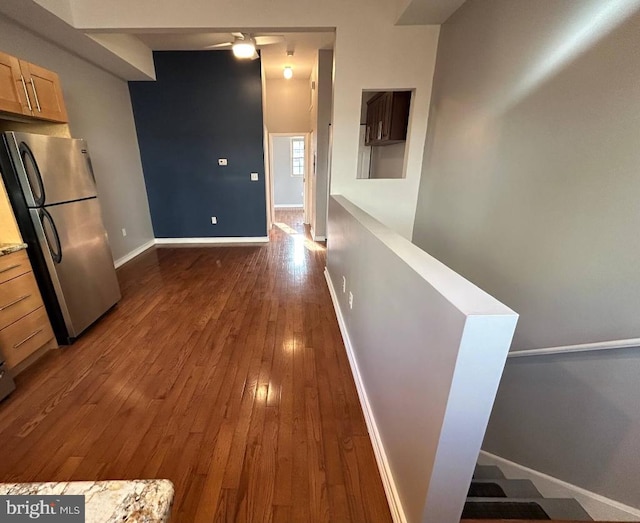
283,49,294,79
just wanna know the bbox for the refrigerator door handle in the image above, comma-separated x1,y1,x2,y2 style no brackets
18,141,45,206
82,151,97,185
39,208,62,263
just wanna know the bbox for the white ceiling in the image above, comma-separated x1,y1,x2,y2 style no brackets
135,31,335,80
0,0,459,82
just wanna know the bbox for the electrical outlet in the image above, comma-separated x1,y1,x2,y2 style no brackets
218,158,228,166
121,228,127,237
211,216,217,224
342,276,346,293
348,292,354,310
250,172,259,181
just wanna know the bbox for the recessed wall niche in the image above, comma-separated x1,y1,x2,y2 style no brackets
357,89,413,180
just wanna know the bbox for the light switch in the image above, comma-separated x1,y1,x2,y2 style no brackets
218,158,228,166
250,172,259,181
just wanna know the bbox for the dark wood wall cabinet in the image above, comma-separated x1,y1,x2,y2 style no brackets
365,91,411,146
0,50,68,123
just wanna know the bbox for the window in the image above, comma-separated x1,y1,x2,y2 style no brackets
291,137,304,177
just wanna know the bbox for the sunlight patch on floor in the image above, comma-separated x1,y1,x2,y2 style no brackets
273,222,325,254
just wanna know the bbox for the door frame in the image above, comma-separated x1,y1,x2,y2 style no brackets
266,132,311,229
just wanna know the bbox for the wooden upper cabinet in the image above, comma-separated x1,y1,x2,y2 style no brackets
0,50,68,123
20,60,68,123
0,51,31,117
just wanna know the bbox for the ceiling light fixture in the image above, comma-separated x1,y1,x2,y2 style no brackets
283,50,294,79
232,37,256,59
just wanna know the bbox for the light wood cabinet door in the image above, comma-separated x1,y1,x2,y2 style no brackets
0,250,31,284
0,50,31,117
0,271,44,330
0,306,54,369
0,250,57,372
20,60,68,123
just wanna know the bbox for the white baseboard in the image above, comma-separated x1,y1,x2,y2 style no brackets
478,450,640,521
114,239,155,268
114,237,270,268
155,237,269,245
274,204,303,209
310,225,325,242
324,268,406,523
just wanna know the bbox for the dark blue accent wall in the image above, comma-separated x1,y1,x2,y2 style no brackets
129,51,266,238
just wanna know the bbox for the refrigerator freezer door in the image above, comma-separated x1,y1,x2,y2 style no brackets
30,198,121,338
6,132,97,207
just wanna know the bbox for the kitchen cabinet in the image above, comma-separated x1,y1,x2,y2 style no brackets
0,51,30,117
19,61,68,123
0,249,56,373
0,50,68,123
365,91,411,146
0,249,30,284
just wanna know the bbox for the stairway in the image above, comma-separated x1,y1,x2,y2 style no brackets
462,465,593,521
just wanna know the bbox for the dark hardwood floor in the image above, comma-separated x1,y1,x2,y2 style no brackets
0,210,392,522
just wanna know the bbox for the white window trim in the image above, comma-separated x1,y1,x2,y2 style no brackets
290,137,305,177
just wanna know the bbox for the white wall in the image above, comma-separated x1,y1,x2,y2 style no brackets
327,195,517,523
311,49,333,240
395,0,467,25
412,0,640,509
370,143,405,179
330,21,439,238
44,0,441,239
265,78,311,134
0,14,154,263
0,1,156,81
485,348,640,513
272,136,303,206
413,0,640,351
87,33,156,79
310,59,319,232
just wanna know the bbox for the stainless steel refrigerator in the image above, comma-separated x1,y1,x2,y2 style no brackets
0,132,121,343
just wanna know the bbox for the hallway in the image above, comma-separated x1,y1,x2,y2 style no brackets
0,210,392,522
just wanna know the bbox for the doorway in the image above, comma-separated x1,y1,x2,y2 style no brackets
267,132,310,230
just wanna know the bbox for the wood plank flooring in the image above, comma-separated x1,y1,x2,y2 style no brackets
0,210,393,522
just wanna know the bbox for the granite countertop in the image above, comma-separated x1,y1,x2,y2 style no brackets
0,242,27,256
0,479,174,522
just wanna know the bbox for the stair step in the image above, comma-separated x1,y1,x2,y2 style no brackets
463,498,592,521
468,481,507,498
462,500,550,520
469,479,543,499
473,465,506,480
